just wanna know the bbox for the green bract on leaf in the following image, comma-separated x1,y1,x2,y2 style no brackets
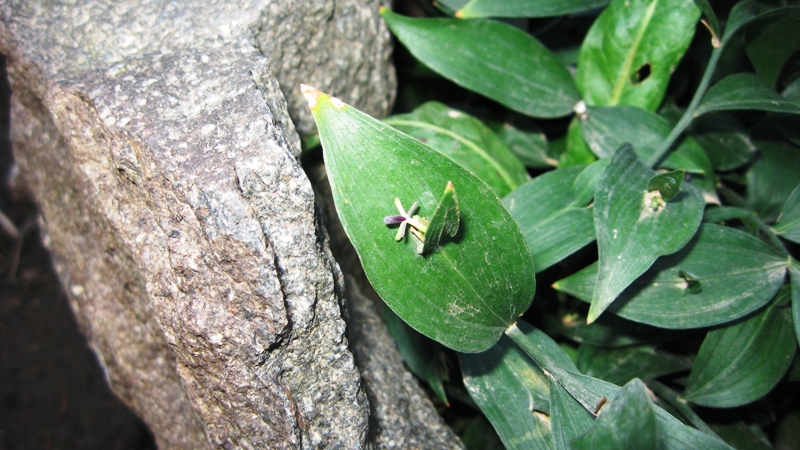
421,181,460,255
381,8,580,118
302,85,535,353
648,169,685,203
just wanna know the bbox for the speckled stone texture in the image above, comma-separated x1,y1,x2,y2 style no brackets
0,0,434,448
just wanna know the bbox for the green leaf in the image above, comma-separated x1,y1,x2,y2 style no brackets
550,379,595,450
382,307,449,404
572,158,612,207
554,224,789,328
571,379,659,450
460,335,554,450
579,106,720,204
790,262,800,347
562,118,598,167
304,85,535,352
385,102,529,197
745,14,800,87
703,206,753,224
489,120,558,169
422,181,461,255
709,422,773,450
721,1,759,44
695,73,800,116
773,183,800,244
572,373,735,449
580,106,714,174
589,145,704,323
649,169,685,202
381,9,580,118
577,345,693,386
506,323,734,449
576,0,701,110
690,114,757,171
746,140,800,222
683,295,797,407
455,0,609,18
503,166,596,272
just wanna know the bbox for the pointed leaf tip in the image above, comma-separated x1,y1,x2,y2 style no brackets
301,84,320,110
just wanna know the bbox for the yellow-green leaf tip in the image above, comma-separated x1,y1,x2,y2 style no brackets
300,84,321,110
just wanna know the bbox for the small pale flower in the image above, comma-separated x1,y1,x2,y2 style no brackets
384,198,428,243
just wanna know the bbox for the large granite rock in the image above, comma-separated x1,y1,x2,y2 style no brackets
0,0,460,448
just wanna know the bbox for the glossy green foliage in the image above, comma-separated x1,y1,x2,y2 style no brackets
305,86,535,352
581,107,704,168
507,323,733,449
577,345,693,386
684,293,797,407
589,146,704,322
385,102,529,197
453,0,609,18
572,373,734,449
554,224,789,328
503,166,595,272
696,74,800,116
460,330,553,449
571,379,659,450
576,0,700,110
580,106,718,201
353,2,800,448
381,9,580,118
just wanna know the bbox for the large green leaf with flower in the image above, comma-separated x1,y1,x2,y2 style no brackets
303,86,535,353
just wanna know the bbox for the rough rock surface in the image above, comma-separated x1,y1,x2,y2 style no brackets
0,0,463,448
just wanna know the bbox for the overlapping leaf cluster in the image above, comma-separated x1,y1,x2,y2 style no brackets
305,0,800,448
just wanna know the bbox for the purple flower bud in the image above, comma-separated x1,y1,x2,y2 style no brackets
384,215,406,224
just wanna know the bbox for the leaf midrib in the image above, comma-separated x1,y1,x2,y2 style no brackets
609,0,659,105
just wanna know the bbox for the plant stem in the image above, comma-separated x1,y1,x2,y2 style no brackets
717,184,789,256
646,46,724,168
647,380,721,439
505,323,602,414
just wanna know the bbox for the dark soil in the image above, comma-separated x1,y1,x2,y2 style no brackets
0,56,156,449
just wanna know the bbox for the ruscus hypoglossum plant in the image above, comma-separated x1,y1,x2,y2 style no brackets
303,0,800,448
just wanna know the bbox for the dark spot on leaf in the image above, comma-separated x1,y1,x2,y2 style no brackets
631,63,652,84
